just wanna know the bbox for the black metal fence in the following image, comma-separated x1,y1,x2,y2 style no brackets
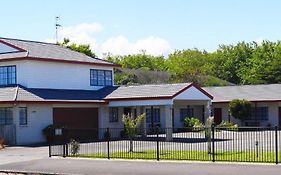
49,126,281,164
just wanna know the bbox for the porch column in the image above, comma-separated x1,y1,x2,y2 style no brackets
204,100,211,123
164,105,173,141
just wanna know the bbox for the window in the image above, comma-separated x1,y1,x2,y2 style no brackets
19,107,27,125
146,108,160,124
251,107,268,121
0,65,16,85
0,108,13,125
180,107,194,121
90,69,112,86
109,107,118,122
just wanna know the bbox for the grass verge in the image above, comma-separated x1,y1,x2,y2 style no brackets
73,150,281,163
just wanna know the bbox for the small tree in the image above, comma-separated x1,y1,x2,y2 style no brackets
229,99,251,124
122,113,145,152
205,116,214,154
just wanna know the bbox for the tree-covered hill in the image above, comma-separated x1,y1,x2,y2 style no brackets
61,39,281,86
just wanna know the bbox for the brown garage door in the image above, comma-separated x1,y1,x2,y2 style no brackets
53,108,99,141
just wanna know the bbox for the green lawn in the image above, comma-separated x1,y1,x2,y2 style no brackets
74,150,281,163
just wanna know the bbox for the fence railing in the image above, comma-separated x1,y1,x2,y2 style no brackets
49,126,281,164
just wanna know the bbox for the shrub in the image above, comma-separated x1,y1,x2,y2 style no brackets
183,117,203,128
229,99,251,123
0,138,5,150
69,139,80,155
42,124,62,143
217,121,238,131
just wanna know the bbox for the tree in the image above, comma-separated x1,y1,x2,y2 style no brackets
166,49,209,84
229,99,252,123
122,113,145,152
104,40,281,86
59,38,96,58
205,117,214,154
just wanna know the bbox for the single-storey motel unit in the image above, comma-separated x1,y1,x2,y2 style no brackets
0,37,280,145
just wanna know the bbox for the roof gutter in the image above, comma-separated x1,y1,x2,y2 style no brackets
0,57,121,68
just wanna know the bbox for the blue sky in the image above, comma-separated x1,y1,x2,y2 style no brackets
1,0,281,56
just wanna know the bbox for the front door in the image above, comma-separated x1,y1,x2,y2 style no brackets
279,107,281,128
214,108,222,125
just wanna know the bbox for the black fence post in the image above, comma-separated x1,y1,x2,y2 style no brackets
212,125,215,162
48,144,51,157
65,143,68,157
62,127,66,158
275,126,278,164
63,143,66,158
107,128,110,159
156,127,160,161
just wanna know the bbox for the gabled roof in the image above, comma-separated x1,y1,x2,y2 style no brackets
0,83,213,104
0,37,118,67
203,84,281,103
103,83,213,100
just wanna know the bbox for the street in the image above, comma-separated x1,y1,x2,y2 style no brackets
1,158,281,175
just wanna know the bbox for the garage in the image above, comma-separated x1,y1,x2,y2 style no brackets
53,108,99,141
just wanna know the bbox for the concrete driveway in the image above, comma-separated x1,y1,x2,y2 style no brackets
0,158,281,175
0,145,49,165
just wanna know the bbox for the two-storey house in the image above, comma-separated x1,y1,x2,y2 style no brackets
0,37,213,145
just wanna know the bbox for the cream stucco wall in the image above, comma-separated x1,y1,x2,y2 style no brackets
212,102,281,127
14,104,53,145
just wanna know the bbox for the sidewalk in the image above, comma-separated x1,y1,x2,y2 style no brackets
0,158,281,175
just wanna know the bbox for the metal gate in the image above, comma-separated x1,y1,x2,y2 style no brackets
0,124,16,145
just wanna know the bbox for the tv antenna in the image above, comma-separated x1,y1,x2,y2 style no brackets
55,16,62,43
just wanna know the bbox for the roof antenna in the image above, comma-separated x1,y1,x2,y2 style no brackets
55,16,62,43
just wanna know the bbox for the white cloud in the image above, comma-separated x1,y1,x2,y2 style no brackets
100,35,171,56
255,37,264,45
46,23,103,51
46,23,171,57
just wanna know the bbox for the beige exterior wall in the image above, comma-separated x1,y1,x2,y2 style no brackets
8,103,104,145
212,102,281,127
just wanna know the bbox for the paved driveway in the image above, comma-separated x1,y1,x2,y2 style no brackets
0,146,49,165
0,158,281,175
56,130,281,156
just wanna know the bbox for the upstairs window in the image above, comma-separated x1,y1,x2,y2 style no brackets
0,65,16,85
90,69,112,86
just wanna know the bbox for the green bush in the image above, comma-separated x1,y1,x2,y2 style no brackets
42,124,62,143
217,121,238,131
184,117,203,129
69,139,80,155
229,99,251,122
